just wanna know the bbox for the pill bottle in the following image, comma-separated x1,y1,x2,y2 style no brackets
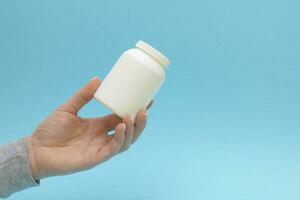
94,40,170,118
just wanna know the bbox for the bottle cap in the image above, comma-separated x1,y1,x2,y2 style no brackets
136,41,170,69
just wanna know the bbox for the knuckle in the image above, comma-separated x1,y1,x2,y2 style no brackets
122,146,130,152
77,94,89,104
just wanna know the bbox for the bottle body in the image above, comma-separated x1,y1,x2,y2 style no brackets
94,41,169,118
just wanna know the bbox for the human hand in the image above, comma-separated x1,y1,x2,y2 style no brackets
26,77,152,180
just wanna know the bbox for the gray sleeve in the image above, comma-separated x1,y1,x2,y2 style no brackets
0,138,39,198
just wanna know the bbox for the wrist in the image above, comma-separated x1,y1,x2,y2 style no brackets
26,136,41,181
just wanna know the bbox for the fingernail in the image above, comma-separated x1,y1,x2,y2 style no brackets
129,114,135,123
144,110,148,119
91,76,99,81
121,123,126,132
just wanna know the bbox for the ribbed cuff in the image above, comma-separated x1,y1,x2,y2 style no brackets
0,138,39,198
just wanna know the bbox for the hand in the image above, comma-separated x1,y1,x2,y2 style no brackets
26,77,152,180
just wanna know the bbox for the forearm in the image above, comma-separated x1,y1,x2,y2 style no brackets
0,138,39,198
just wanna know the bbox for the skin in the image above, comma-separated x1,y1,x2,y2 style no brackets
26,77,152,180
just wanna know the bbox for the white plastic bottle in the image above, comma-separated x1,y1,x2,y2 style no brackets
94,41,170,118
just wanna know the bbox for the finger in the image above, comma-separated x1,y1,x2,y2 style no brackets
146,100,154,110
121,115,134,152
132,109,148,144
96,123,126,162
100,114,122,132
58,77,101,115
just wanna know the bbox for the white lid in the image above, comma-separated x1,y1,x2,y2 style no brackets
136,40,170,69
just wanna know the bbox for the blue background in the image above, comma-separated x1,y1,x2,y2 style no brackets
1,0,300,199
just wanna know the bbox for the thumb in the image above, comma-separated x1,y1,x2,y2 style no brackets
58,76,101,115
